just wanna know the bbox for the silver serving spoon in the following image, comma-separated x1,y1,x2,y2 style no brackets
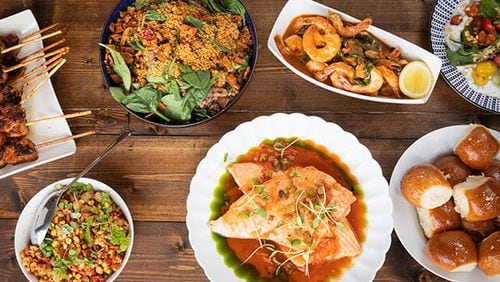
30,129,132,245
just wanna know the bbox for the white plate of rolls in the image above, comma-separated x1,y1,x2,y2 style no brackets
389,124,499,282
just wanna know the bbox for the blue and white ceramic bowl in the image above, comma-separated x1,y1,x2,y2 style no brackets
99,0,258,127
430,0,499,113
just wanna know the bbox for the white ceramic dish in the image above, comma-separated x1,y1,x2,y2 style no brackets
0,10,74,180
187,113,393,281
389,125,500,282
267,0,442,104
15,177,134,281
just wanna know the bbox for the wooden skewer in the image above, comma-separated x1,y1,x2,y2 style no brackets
1,29,63,54
35,130,96,149
20,58,67,105
26,111,92,126
19,38,66,62
19,23,60,41
4,46,69,73
12,54,63,86
19,57,64,89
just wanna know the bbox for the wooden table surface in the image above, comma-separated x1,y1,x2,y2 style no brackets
0,0,498,281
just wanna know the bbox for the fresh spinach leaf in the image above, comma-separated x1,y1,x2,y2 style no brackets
479,0,499,19
109,87,126,102
221,0,246,24
184,16,204,32
99,44,132,91
182,70,211,89
135,0,149,9
178,63,193,73
446,45,475,66
207,37,230,53
160,94,186,121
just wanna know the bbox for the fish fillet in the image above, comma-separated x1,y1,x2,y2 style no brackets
210,165,359,267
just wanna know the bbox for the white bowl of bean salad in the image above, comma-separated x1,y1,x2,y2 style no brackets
14,178,134,282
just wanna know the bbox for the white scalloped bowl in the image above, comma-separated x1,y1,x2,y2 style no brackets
389,125,500,282
267,0,442,104
187,113,393,281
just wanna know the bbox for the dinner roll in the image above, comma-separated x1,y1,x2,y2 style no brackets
433,155,472,186
400,164,452,208
461,218,495,242
426,230,477,272
478,231,500,276
454,124,499,170
417,200,461,238
453,176,500,221
483,161,500,182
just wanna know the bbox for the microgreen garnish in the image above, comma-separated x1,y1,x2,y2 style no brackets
290,239,301,246
254,207,267,218
223,152,229,162
290,170,301,178
273,138,301,158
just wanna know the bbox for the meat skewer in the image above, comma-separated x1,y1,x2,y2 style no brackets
0,104,91,138
20,58,67,105
1,29,63,55
0,130,96,168
0,84,22,105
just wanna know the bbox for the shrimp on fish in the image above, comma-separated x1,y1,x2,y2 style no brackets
302,24,341,63
376,65,400,97
324,62,383,94
328,12,372,38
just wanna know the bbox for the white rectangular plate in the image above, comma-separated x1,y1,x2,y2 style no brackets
0,10,74,180
267,0,442,104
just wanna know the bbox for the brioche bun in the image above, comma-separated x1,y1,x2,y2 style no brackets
454,125,499,170
417,200,461,238
434,155,472,187
401,164,452,208
453,176,500,221
478,231,500,276
461,218,495,242
483,161,500,182
426,230,477,272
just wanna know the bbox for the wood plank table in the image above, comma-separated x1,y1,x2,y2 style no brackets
0,0,497,281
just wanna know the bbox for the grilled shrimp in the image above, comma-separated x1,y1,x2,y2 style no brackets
376,65,400,97
328,13,372,38
322,62,383,94
284,34,305,57
302,24,341,63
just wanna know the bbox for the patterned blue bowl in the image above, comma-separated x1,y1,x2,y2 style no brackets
99,0,258,127
430,0,499,113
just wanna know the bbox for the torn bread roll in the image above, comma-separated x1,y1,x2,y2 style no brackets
400,164,452,209
478,231,500,277
453,176,500,222
454,125,499,170
433,155,472,187
426,230,477,272
461,218,496,242
417,200,461,238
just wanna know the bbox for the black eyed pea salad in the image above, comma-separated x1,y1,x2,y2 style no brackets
21,183,131,282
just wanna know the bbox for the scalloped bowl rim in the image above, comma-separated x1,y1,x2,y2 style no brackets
186,112,393,281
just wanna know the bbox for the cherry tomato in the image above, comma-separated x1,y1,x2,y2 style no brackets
478,30,487,44
450,15,463,25
465,3,480,17
481,18,494,33
485,32,496,45
494,54,500,67
495,23,500,32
